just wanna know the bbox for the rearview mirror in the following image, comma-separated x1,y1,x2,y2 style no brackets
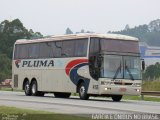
141,59,145,71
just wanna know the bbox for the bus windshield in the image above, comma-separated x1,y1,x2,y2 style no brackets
100,39,139,53
101,55,141,80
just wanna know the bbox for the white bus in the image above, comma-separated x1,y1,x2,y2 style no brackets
12,33,142,101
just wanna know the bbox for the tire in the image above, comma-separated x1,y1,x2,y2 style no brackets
31,81,38,96
31,81,44,96
54,92,71,98
24,81,31,96
112,95,123,102
78,82,89,100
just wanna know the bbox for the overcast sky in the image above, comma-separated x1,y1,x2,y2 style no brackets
0,0,160,35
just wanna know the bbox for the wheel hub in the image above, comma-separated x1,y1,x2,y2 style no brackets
32,84,36,94
25,84,29,93
80,86,85,96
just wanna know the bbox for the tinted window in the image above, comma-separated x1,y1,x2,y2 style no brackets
28,43,39,59
14,45,19,59
14,39,88,59
50,41,62,57
75,39,88,57
39,42,51,58
62,40,75,57
90,38,100,55
14,44,28,59
101,39,139,53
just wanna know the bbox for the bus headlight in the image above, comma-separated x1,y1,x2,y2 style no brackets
104,87,111,91
135,89,140,92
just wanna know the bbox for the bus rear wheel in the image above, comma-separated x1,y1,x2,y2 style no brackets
31,81,44,96
78,82,89,100
54,92,71,98
24,81,31,96
111,95,123,102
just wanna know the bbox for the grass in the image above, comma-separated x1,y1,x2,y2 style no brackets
0,106,92,120
0,87,24,92
0,87,13,91
142,80,160,91
123,95,160,102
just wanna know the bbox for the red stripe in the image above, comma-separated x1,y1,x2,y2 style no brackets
15,60,21,64
65,59,88,76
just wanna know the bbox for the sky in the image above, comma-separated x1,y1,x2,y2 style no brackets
0,0,160,35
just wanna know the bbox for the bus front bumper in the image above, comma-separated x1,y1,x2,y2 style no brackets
99,85,141,96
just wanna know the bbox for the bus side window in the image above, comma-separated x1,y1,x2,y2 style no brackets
28,43,39,59
62,40,75,57
49,42,55,58
89,38,100,80
39,42,51,58
75,39,88,57
90,38,99,55
14,45,19,59
15,44,28,59
54,41,62,57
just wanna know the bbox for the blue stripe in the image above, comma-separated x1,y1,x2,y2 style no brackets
69,63,88,85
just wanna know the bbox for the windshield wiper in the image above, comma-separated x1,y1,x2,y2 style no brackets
125,65,134,81
112,62,121,80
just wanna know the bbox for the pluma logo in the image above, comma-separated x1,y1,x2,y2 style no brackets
15,60,21,68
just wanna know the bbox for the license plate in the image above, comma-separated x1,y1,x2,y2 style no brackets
119,88,127,92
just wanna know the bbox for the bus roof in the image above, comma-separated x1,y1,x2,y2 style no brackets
15,33,139,44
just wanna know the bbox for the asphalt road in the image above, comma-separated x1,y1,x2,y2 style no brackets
0,91,160,114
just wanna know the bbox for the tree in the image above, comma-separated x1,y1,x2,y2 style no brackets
124,24,130,31
0,54,11,82
143,62,160,80
111,19,160,46
148,19,160,32
0,19,43,81
65,27,73,34
29,29,43,39
80,29,85,33
0,19,43,58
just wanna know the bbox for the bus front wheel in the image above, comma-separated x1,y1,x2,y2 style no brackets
111,95,123,102
78,82,89,100
24,81,31,96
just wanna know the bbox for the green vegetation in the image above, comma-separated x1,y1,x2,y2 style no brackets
111,19,160,46
141,62,160,91
0,106,92,120
65,27,73,34
0,87,13,91
142,80,160,91
143,62,160,80
0,54,11,81
0,19,43,82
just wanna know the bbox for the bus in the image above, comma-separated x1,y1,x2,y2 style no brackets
12,33,143,101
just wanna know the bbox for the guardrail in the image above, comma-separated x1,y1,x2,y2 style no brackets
0,84,12,90
141,91,160,100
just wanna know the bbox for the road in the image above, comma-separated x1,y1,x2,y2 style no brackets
0,91,160,114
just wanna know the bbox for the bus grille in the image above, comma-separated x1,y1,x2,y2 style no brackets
114,82,133,85
14,75,18,87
